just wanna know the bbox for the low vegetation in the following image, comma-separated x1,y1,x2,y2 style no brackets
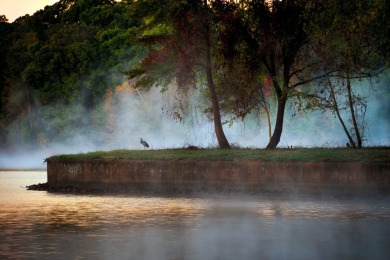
49,147,390,163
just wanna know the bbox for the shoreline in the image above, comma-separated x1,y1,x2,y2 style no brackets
25,182,390,199
43,159,390,196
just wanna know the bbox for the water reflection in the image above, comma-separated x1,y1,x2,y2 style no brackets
257,200,390,220
39,196,206,230
1,171,390,259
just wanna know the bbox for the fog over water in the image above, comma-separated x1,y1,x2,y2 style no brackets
1,171,390,260
0,75,389,169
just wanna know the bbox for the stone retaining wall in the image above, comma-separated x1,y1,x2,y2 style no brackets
47,159,390,194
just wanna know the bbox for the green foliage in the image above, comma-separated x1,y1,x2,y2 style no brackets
0,0,145,148
0,17,13,119
307,0,386,75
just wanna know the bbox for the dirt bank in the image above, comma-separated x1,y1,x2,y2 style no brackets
44,159,390,195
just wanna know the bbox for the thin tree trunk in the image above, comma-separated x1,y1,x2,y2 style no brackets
346,74,362,148
262,107,272,141
258,85,272,141
328,77,356,148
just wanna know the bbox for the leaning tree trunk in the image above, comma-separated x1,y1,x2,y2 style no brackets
265,107,272,141
205,69,231,149
203,12,230,149
258,84,272,141
328,77,356,148
346,74,362,148
266,94,287,149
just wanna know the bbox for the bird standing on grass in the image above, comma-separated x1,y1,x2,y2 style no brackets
140,138,149,149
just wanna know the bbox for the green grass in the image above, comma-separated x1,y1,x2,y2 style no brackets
48,147,390,163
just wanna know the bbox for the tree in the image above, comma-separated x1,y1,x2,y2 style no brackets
0,15,8,23
216,0,312,149
298,0,387,148
0,0,142,148
0,15,13,119
212,1,275,142
215,0,387,149
126,0,231,148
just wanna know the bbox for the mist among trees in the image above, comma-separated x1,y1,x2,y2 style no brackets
0,0,389,151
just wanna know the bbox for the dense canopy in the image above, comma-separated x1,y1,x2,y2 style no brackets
0,0,388,151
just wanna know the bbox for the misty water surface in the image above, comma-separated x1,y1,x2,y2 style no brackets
1,171,390,260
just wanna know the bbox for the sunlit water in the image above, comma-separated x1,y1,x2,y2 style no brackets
1,171,390,260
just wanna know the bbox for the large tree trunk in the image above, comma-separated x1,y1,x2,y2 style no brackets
203,10,230,149
205,69,231,149
266,95,287,149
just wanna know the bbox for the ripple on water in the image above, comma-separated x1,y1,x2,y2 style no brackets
1,171,390,259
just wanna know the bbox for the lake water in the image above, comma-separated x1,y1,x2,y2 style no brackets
1,170,390,260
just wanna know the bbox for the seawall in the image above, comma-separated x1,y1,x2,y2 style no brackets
46,159,390,195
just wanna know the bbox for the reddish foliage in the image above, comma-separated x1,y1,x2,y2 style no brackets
262,76,273,98
140,9,199,89
141,46,171,68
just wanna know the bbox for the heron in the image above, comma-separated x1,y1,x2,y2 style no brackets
140,138,149,149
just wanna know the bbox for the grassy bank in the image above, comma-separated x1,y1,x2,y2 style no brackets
49,147,390,163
